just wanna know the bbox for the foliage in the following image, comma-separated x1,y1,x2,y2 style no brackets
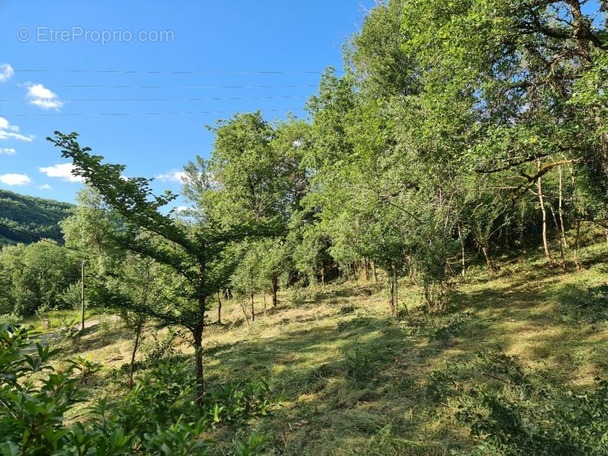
0,325,271,455
0,190,73,247
456,353,608,456
0,324,95,455
0,241,80,316
48,132,268,401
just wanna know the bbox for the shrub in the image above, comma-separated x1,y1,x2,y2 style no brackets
0,325,271,455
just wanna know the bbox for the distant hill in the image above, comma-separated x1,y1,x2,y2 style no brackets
0,190,74,246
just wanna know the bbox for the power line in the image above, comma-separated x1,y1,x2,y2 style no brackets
16,69,339,76
45,84,319,89
3,108,307,117
0,95,309,103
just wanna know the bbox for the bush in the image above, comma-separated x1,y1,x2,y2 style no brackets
0,325,271,455
0,314,20,327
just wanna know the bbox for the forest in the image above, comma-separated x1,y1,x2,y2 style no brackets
2,0,608,454
0,190,73,246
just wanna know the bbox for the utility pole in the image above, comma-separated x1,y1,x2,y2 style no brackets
81,260,86,331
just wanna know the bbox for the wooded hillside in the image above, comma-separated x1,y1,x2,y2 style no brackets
0,190,73,246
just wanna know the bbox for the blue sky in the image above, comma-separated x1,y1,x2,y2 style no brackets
0,1,373,204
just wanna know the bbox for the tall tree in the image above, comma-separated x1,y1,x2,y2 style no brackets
48,132,264,403
207,112,307,303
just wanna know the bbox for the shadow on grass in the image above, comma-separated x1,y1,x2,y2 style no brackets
63,324,134,355
554,282,608,325
203,315,461,454
302,283,382,303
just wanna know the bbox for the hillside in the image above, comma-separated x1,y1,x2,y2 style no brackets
0,190,74,246
20,238,608,455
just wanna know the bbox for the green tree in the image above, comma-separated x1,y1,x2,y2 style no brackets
0,241,78,316
49,132,267,404
207,112,307,304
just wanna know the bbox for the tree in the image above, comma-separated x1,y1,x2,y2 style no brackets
61,189,185,386
48,132,267,404
0,241,79,316
206,112,307,303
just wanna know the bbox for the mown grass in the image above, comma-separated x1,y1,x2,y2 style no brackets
27,235,608,455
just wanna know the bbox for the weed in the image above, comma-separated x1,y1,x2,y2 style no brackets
364,424,450,456
141,328,178,367
456,352,608,455
343,345,377,385
426,369,458,402
337,317,378,333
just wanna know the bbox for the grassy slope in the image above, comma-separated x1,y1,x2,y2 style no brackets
44,236,608,455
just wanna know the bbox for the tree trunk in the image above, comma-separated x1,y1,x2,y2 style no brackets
558,165,568,250
128,317,144,388
389,271,395,317
458,224,466,277
393,272,398,317
239,300,251,327
480,245,499,273
193,272,207,406
371,261,378,283
263,292,267,317
550,205,567,271
250,292,255,322
537,160,554,266
392,271,404,317
217,292,222,325
574,219,582,270
193,322,205,405
271,276,278,308
364,259,370,281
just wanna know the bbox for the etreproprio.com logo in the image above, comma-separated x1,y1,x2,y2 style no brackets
17,26,175,45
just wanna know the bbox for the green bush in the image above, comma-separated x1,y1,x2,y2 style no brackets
0,325,271,455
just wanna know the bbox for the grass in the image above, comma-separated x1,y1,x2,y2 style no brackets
26,237,608,455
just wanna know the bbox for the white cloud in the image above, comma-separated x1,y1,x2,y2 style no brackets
25,83,63,110
0,173,31,186
0,117,34,142
40,184,53,190
156,170,187,183
0,148,16,155
38,163,84,183
0,64,14,83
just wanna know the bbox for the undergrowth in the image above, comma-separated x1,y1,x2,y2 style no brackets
3,240,608,455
